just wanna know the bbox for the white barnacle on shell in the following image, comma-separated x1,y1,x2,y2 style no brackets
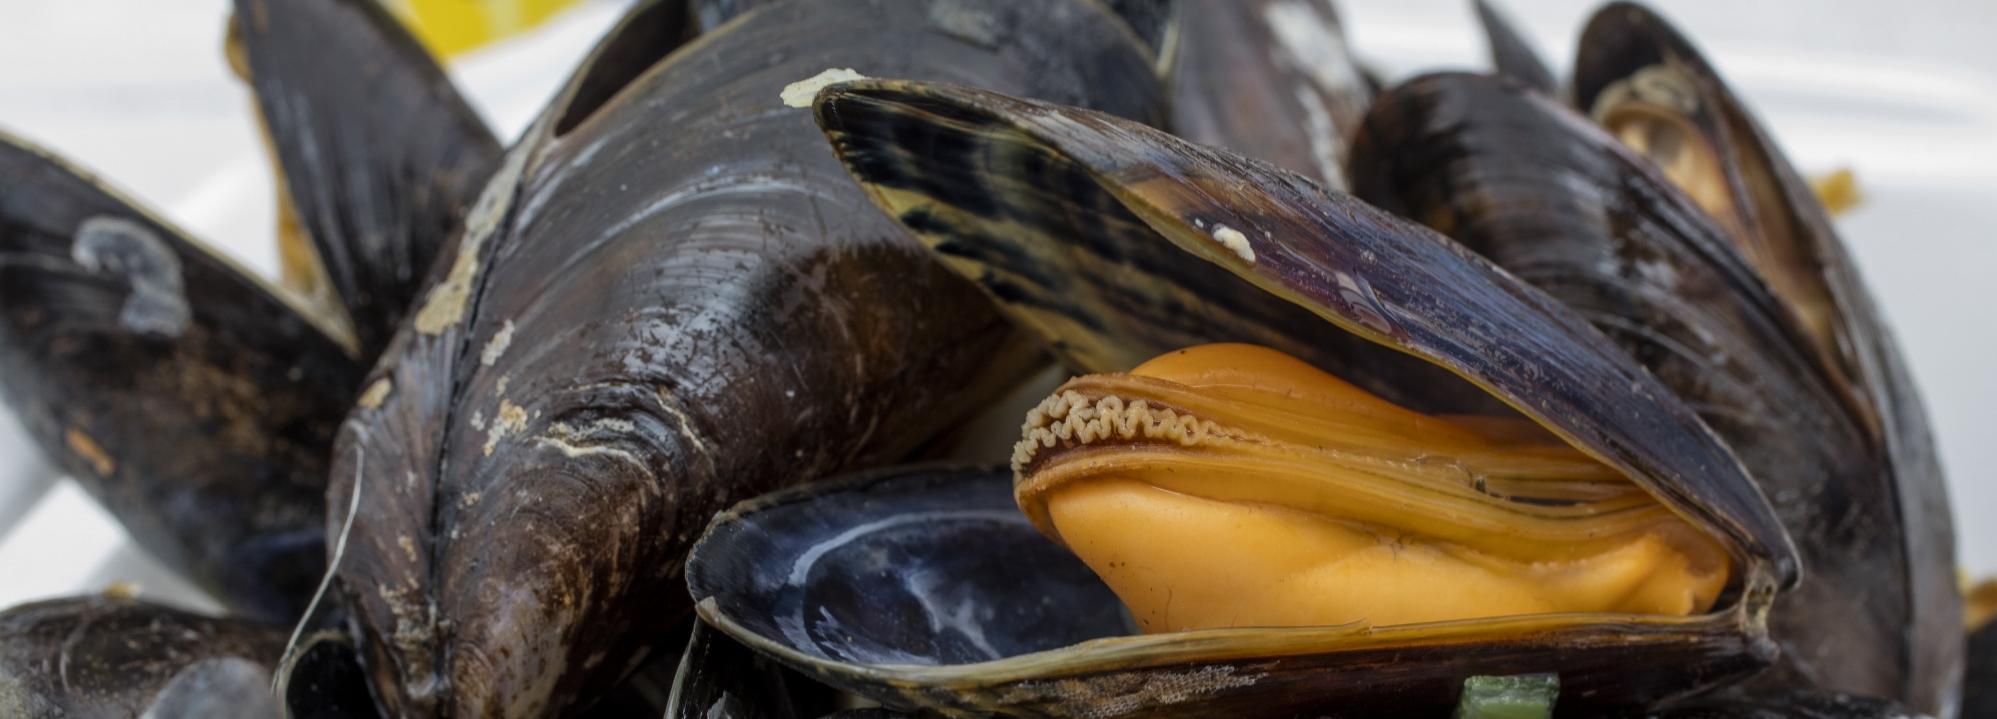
780,68,869,108
1209,224,1256,264
71,216,190,338
481,320,516,367
357,378,394,410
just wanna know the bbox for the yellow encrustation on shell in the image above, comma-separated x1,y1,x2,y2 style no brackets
1014,343,1732,633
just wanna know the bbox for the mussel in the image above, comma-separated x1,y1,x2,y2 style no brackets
0,1,1963,716
1571,13,1952,630
325,0,1164,714
1472,0,1557,96
0,133,360,623
1346,69,1953,711
0,595,286,717
689,79,1800,717
1461,4,1941,715
0,0,495,626
1164,0,1372,190
230,0,503,358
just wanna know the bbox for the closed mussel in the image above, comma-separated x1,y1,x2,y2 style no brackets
230,0,502,358
0,134,361,623
688,79,1802,717
1164,0,1371,190
1472,0,1557,96
327,0,1165,714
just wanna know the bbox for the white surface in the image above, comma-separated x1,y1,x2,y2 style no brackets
0,1,1993,615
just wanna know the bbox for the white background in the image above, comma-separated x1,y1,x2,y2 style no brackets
0,0,1992,612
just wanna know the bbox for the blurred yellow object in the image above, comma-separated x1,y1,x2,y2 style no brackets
1809,167,1864,216
383,0,582,59
101,581,141,600
1968,577,1997,631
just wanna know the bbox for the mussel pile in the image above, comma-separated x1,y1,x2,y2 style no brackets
0,0,1976,717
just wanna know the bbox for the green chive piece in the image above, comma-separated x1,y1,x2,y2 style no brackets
1452,673,1559,719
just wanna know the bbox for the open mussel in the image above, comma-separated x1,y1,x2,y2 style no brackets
1572,4,1957,710
687,78,1806,717
1577,2,1851,358
1346,71,1945,711
326,0,1165,714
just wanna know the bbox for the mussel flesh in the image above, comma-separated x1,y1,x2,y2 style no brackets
1014,343,1730,632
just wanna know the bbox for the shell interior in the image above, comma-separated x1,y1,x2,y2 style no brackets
687,466,1130,670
